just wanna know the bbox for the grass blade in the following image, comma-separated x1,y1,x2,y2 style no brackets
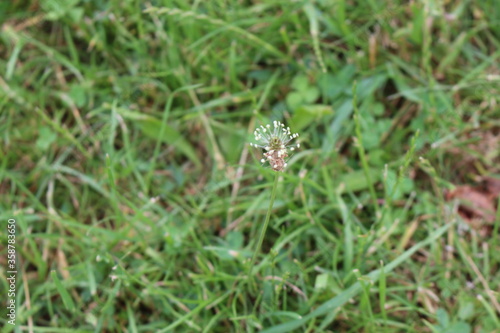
51,270,75,312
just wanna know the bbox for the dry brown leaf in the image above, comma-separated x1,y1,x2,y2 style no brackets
445,185,496,224
481,176,500,200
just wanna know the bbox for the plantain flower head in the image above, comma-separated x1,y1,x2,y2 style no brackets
250,120,300,171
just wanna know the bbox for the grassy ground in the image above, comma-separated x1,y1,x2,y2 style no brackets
1,0,500,332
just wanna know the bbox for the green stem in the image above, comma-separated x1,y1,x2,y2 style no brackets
352,82,379,217
249,172,279,277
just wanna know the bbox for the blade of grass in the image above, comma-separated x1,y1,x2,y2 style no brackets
352,82,380,216
51,270,75,312
249,172,280,282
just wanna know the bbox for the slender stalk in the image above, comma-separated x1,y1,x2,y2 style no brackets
352,82,379,217
249,172,279,277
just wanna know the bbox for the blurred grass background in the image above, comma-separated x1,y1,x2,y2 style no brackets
1,0,499,332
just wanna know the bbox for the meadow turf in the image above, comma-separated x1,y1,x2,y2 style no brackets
1,0,500,332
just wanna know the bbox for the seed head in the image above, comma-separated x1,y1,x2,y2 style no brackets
250,121,300,171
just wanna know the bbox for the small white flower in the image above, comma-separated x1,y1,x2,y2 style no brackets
249,120,300,171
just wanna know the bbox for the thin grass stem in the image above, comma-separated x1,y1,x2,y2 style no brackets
249,172,280,278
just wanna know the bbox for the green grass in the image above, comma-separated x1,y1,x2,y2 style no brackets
1,0,500,332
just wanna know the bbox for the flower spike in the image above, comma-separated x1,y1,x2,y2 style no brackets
250,120,300,171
